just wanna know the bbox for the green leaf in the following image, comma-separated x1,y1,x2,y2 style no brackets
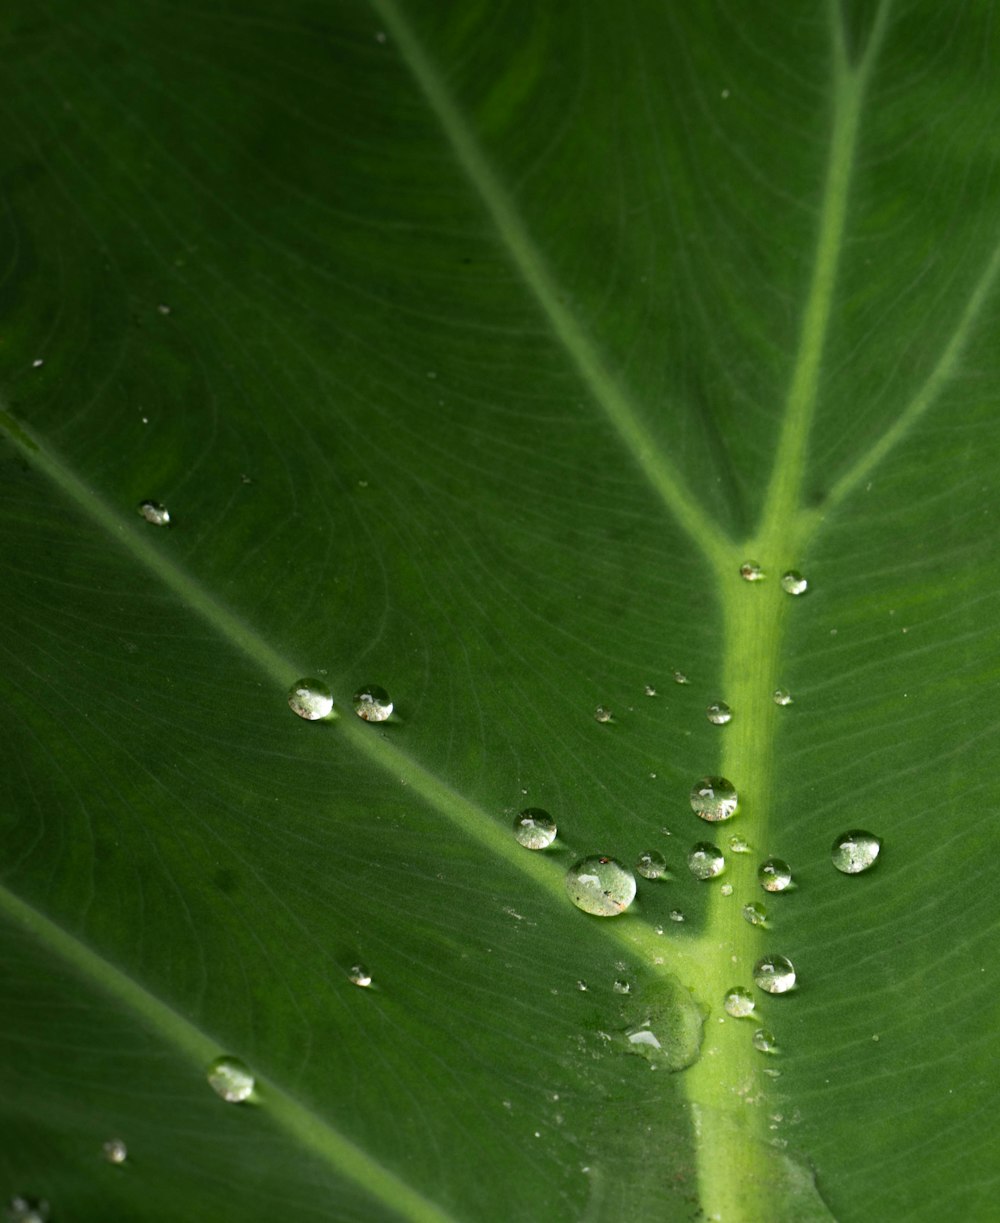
1,1,997,1219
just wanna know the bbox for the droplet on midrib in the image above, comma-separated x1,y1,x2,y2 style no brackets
687,842,725,880
739,561,765,582
753,955,796,994
758,858,792,892
723,987,755,1018
206,1055,255,1103
513,808,557,850
690,777,738,822
565,857,636,917
353,685,393,722
287,678,334,721
780,571,808,596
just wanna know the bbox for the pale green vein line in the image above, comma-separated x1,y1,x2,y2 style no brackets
0,410,702,974
368,0,731,574
758,0,890,550
814,236,1000,523
0,882,456,1223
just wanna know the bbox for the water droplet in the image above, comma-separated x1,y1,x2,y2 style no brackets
729,834,751,854
102,1138,127,1164
31,358,44,369
672,670,689,685
287,678,334,721
593,705,613,723
348,964,372,987
723,987,756,1018
743,901,768,927
831,830,882,874
690,776,738,822
206,1055,255,1102
513,808,557,850
668,909,685,922
773,689,793,706
157,303,172,315
740,561,765,581
620,980,705,1071
565,857,636,916
758,858,792,892
753,955,796,994
5,1199,49,1223
720,883,733,896
780,571,808,596
687,842,725,880
706,701,732,725
353,685,393,722
635,849,668,880
576,979,588,991
613,979,631,995
753,1028,780,1054
643,684,657,697
137,500,170,526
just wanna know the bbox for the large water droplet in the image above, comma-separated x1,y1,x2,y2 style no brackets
743,901,768,927
348,964,372,987
620,980,705,1072
758,858,792,892
635,849,668,880
287,678,333,721
102,1138,127,1164
137,500,170,526
723,987,756,1018
593,705,613,723
780,571,808,596
206,1055,255,1102
687,842,725,880
565,857,636,916
753,955,796,994
740,561,765,582
706,701,732,726
690,776,738,822
6,1199,49,1223
513,808,557,850
773,689,793,706
753,1028,780,1054
831,830,882,874
353,685,393,722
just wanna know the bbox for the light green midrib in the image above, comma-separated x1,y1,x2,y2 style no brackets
367,0,731,574
0,882,456,1223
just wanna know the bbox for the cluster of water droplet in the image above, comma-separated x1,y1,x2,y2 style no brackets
285,679,395,724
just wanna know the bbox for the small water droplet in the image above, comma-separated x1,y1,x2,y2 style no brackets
720,883,733,896
687,842,725,880
5,1199,49,1223
728,834,751,854
635,849,668,880
374,29,387,42
831,830,882,874
137,500,170,526
102,1138,127,1164
206,1055,255,1102
31,358,44,369
743,901,768,927
593,705,613,723
723,987,756,1018
753,955,796,994
740,561,765,581
348,964,372,987
287,678,334,721
672,670,689,685
758,858,792,892
668,909,685,922
353,685,393,722
643,684,657,697
753,1028,780,1054
706,701,732,725
690,776,738,822
157,303,171,315
565,857,636,916
773,689,793,706
613,979,631,995
513,808,557,850
576,979,588,991
781,571,808,596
